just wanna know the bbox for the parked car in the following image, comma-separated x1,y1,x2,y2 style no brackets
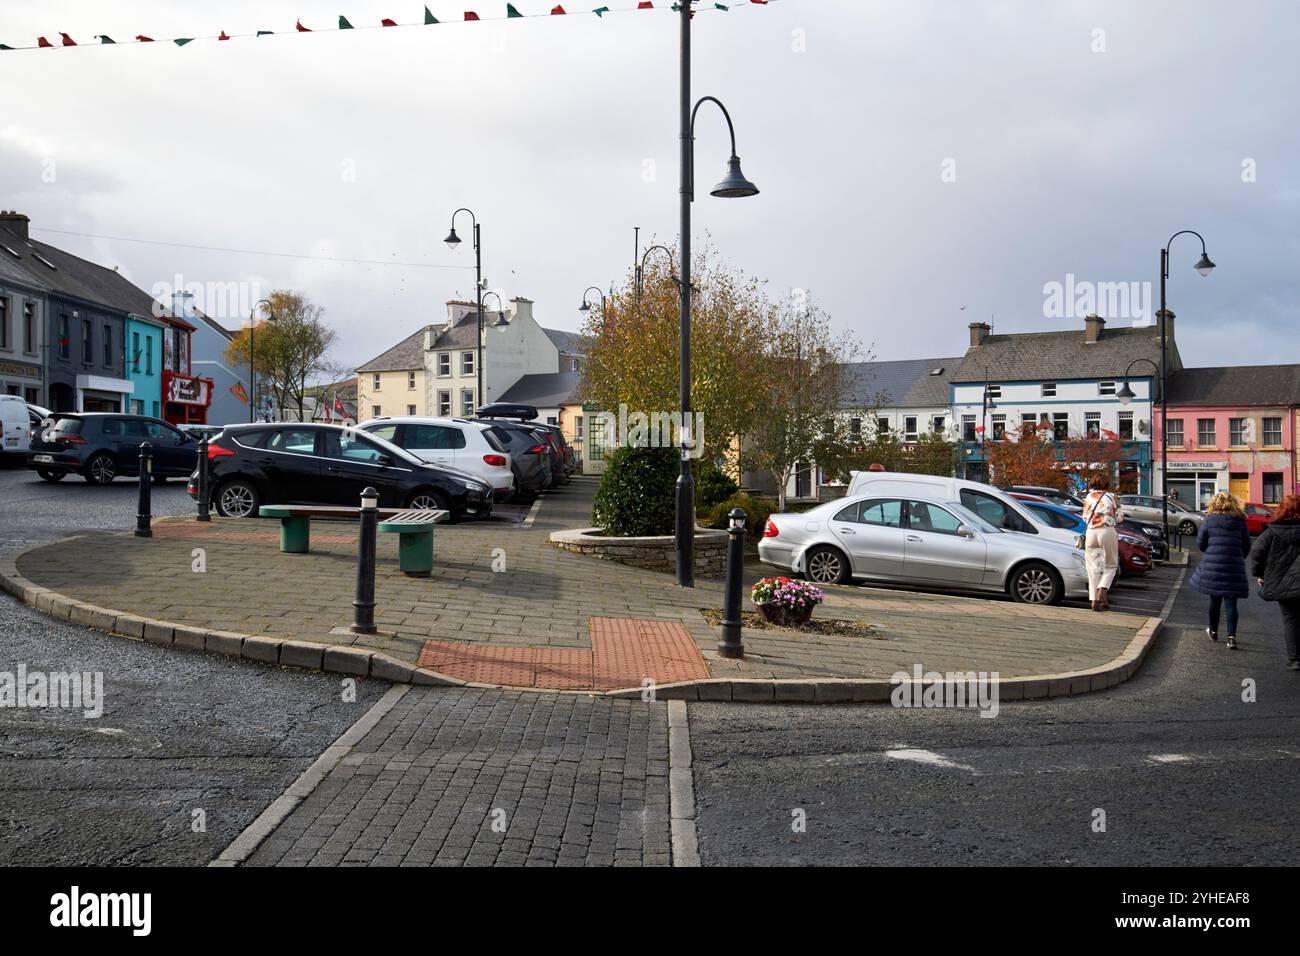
477,420,552,496
178,423,225,443
1117,533,1153,577
0,395,31,460
1013,491,1165,562
534,422,577,479
1244,502,1276,536
1012,495,1086,536
1119,494,1205,537
357,416,515,501
187,423,493,521
846,470,1080,547
27,413,199,484
1005,484,1085,509
534,426,570,486
759,493,1089,605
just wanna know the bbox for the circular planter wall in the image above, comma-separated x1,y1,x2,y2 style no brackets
550,528,730,576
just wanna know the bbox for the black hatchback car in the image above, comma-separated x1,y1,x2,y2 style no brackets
28,413,199,484
188,423,493,521
478,420,552,496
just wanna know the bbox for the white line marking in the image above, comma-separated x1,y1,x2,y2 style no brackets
520,495,543,528
1148,753,1193,764
885,748,975,772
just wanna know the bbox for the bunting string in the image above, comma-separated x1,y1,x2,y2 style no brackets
2,1,777,53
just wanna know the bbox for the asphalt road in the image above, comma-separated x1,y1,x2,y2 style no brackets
690,565,1300,865
0,465,384,865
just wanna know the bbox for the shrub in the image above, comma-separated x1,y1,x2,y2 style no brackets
704,492,776,536
694,460,739,510
592,445,678,537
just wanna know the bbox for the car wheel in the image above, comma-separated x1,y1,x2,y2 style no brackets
804,545,850,585
1009,562,1062,605
1177,520,1197,536
37,468,65,482
84,453,116,485
215,480,260,518
406,489,450,513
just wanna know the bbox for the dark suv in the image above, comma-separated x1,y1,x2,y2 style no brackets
188,423,493,521
479,421,552,496
28,413,199,484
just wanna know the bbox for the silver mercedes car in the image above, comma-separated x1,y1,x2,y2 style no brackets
758,493,1090,605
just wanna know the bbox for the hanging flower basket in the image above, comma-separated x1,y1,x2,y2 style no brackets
750,576,824,627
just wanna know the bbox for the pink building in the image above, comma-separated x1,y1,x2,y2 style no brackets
1157,365,1300,510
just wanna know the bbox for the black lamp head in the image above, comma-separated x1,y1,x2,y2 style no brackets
710,155,759,199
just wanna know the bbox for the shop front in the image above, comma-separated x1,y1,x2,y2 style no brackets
161,369,214,425
75,374,133,413
0,358,44,405
1164,461,1226,511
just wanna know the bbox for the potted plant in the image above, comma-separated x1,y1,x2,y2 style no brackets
750,576,824,627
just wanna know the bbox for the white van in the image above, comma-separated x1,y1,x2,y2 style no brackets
846,470,1081,547
0,395,33,459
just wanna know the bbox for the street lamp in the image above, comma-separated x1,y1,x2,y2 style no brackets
248,298,274,423
483,290,508,326
636,244,677,300
1156,229,1216,537
1117,357,1160,497
579,287,606,316
676,0,761,587
445,208,485,408
980,371,997,465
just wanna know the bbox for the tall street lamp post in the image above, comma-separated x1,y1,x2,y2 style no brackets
248,298,274,423
1148,230,1215,537
677,0,760,587
445,209,485,410
1115,357,1161,498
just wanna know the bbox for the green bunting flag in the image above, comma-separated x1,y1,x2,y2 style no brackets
425,6,439,23
0,44,12,50
173,38,194,46
507,3,523,16
257,30,274,36
339,16,354,29
594,5,610,14
96,35,116,43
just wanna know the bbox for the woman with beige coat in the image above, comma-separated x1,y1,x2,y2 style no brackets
1081,475,1123,611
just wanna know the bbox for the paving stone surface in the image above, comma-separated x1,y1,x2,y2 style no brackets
12,477,1146,683
244,687,672,867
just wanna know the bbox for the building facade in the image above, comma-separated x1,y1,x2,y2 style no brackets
0,242,47,404
124,313,166,418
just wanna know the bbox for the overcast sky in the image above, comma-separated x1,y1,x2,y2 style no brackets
2,0,1297,375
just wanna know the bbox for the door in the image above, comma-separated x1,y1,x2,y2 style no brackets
1229,473,1250,504
105,417,148,473
321,429,413,507
902,500,988,585
795,463,812,500
256,426,324,503
827,498,906,578
142,420,192,475
401,423,457,468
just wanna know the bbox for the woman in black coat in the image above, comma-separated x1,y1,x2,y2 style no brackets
1250,494,1300,670
1187,492,1252,649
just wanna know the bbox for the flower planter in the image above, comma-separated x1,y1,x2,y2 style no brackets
756,602,815,627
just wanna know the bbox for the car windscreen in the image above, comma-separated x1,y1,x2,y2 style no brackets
50,417,83,434
946,501,1001,534
480,427,507,453
358,429,422,466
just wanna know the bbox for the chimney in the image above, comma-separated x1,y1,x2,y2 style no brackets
968,321,991,348
510,296,534,325
422,327,435,351
0,210,30,241
1084,313,1105,344
1156,308,1175,347
446,300,477,325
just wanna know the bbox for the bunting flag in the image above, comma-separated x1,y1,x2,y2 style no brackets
2,2,777,53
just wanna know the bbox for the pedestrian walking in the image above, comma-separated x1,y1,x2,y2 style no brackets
1249,494,1300,670
1082,475,1122,611
1188,491,1252,649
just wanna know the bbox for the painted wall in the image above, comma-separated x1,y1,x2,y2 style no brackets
189,319,251,425
357,368,426,421
0,284,44,403
124,315,164,418
45,294,130,413
1156,404,1296,506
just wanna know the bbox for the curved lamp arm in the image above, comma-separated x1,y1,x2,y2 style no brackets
579,286,606,313
1163,229,1213,279
637,244,679,296
688,95,743,202
445,207,478,249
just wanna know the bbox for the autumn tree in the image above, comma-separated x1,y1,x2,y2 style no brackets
986,424,1066,489
1061,431,1134,491
225,290,337,422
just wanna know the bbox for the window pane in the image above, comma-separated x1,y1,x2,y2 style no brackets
833,503,860,523
907,500,963,534
861,499,904,527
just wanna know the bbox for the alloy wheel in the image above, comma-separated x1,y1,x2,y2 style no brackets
219,484,255,518
89,455,116,484
1178,520,1196,536
807,550,843,584
1015,567,1054,604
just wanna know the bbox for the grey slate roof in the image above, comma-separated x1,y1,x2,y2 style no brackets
544,327,585,355
1166,364,1300,407
951,325,1174,383
841,357,963,408
497,372,582,408
0,222,160,316
355,326,433,373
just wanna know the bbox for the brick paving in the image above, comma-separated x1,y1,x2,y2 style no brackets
13,477,1148,683
244,687,672,867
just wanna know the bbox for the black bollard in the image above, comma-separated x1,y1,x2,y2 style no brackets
135,442,153,538
717,506,747,659
352,486,379,634
196,436,211,522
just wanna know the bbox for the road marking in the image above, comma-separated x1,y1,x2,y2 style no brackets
210,683,410,866
520,495,543,528
1148,753,1193,764
885,748,975,772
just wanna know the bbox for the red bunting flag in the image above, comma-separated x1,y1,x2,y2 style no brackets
465,10,480,19
60,33,77,46
218,31,231,41
296,19,311,32
638,1,654,7
37,37,54,48
551,4,567,12
135,35,155,42
381,18,398,26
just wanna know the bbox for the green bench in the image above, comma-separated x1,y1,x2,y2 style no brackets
257,505,449,576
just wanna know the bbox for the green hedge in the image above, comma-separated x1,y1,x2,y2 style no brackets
592,445,678,537
694,460,739,510
703,492,776,536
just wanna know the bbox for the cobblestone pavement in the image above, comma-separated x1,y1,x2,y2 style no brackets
245,687,672,867
11,477,1148,684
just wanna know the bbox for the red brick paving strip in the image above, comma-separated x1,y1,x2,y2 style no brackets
416,617,709,690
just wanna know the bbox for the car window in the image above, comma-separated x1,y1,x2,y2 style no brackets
833,503,860,523
338,433,387,463
367,424,399,443
861,499,904,527
960,489,1032,533
265,428,319,456
907,500,963,535
480,428,506,453
1030,504,1077,529
407,424,464,450
122,419,150,439
50,417,83,434
101,418,126,437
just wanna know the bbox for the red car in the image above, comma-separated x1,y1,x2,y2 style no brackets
1245,502,1276,535
1117,531,1153,577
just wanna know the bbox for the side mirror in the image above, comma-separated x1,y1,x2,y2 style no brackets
957,525,977,539
377,454,393,467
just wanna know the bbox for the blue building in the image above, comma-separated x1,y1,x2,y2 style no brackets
124,313,166,418
179,291,254,426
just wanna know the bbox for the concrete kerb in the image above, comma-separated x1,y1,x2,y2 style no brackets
0,543,1185,704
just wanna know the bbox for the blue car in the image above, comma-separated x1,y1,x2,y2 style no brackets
1018,498,1087,535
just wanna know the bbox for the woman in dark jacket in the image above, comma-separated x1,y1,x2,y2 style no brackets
1250,494,1300,670
1188,492,1252,649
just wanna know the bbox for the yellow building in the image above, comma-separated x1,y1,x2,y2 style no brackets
354,327,431,421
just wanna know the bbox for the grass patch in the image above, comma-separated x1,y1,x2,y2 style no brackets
701,608,883,638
